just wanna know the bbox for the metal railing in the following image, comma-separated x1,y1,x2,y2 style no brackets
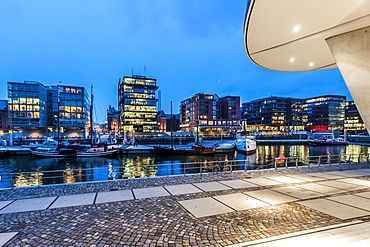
273,153,370,169
1,153,369,189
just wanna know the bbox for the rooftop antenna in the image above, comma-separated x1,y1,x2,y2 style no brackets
144,65,146,76
131,68,134,76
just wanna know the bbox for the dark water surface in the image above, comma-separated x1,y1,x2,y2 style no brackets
1,144,369,188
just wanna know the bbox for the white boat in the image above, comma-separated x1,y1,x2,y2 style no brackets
22,137,58,150
236,131,257,155
214,142,235,153
31,147,118,157
119,145,155,154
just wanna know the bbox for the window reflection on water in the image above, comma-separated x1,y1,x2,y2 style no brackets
1,144,370,188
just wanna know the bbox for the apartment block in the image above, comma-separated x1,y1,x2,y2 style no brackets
180,93,240,132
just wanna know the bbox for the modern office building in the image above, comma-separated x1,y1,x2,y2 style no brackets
7,81,89,137
241,96,305,131
302,95,346,131
180,93,240,132
0,100,8,131
118,75,158,133
7,81,48,129
344,101,366,134
46,85,89,137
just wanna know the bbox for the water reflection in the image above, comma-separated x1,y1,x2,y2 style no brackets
14,172,44,187
1,144,370,188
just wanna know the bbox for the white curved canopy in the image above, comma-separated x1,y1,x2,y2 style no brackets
244,0,370,72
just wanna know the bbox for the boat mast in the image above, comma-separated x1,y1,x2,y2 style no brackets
90,85,94,147
57,81,61,146
170,101,173,149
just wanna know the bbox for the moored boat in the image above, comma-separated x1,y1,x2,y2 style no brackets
119,145,155,154
308,137,349,145
235,131,256,155
308,132,349,146
31,147,118,157
214,142,235,153
153,144,216,155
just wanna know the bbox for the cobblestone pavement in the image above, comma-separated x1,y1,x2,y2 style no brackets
1,163,370,246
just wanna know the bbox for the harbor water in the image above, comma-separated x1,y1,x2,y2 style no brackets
1,143,370,188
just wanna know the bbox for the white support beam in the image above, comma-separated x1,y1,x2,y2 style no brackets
326,26,370,133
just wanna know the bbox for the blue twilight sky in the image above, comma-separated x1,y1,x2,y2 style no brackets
0,0,351,123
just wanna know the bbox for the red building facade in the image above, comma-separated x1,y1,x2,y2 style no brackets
180,93,241,132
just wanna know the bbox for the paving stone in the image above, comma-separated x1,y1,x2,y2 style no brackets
164,184,202,195
295,183,346,195
324,171,362,178
338,177,370,187
0,200,13,210
316,180,368,191
133,186,170,199
265,176,305,184
96,190,134,204
0,197,56,214
240,221,370,246
355,191,370,199
345,168,370,176
329,195,370,211
243,177,282,186
178,197,234,218
243,189,297,205
310,172,348,179
273,186,324,200
297,198,370,220
285,174,326,182
49,193,95,209
218,180,257,189
0,232,18,247
214,193,269,210
192,181,232,192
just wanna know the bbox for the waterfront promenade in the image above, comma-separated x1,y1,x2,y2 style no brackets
1,163,370,246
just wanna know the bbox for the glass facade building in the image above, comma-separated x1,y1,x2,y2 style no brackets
303,95,346,131
118,75,158,132
242,96,305,131
344,101,366,133
8,81,47,127
7,81,89,137
47,85,89,128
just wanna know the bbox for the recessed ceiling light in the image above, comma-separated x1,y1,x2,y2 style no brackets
293,26,300,32
290,58,295,62
309,62,314,67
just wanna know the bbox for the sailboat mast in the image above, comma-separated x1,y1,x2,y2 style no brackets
90,85,94,146
57,81,61,146
170,101,173,149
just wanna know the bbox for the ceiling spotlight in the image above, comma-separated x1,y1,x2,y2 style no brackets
290,58,295,62
293,25,300,32
309,62,314,67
